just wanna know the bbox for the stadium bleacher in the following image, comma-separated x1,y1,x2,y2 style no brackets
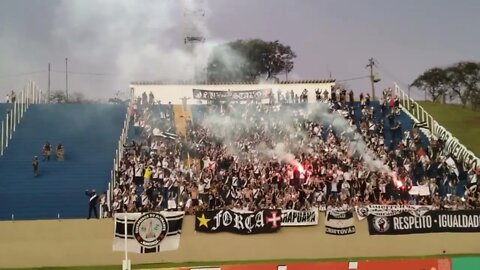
0,103,13,117
0,104,126,220
111,87,477,217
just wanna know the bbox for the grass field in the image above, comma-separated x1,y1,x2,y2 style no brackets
4,254,480,270
417,101,480,156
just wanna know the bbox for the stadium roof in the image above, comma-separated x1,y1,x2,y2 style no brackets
130,79,336,85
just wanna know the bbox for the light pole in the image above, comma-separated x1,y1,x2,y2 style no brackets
367,58,376,100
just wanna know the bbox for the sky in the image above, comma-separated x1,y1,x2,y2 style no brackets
0,0,479,101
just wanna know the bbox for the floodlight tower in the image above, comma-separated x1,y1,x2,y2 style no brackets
181,0,206,83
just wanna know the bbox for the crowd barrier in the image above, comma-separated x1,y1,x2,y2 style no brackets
103,88,135,218
1,80,42,157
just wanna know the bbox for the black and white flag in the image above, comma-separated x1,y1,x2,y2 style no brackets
413,121,428,129
325,208,356,235
195,209,281,234
152,128,179,140
355,205,434,221
368,209,480,235
113,211,184,253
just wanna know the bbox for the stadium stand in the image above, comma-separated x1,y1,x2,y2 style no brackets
0,104,126,220
0,103,13,116
109,87,479,216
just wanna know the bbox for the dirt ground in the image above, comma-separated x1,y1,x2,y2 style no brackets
0,216,479,268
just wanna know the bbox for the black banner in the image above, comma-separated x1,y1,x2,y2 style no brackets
325,208,356,235
192,89,271,101
368,209,480,235
195,209,282,234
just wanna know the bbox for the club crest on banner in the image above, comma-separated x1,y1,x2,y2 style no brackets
372,216,390,233
133,213,169,248
358,206,369,218
266,211,281,228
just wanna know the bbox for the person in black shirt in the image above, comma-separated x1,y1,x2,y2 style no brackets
85,189,99,219
315,89,321,101
32,156,39,177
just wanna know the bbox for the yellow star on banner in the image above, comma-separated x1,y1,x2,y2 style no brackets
197,214,210,228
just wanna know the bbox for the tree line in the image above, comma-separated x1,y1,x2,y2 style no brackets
410,61,480,109
206,39,296,83
43,39,296,103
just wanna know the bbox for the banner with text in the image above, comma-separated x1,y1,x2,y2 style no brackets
195,209,282,234
281,209,319,226
355,204,435,220
368,209,480,235
192,88,271,101
325,208,356,235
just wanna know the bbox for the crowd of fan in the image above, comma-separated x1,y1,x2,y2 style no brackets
108,88,480,216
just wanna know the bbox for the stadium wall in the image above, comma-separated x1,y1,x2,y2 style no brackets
129,81,335,105
1,216,480,268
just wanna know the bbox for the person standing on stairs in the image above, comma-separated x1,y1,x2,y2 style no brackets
85,189,99,219
43,142,52,161
32,156,39,177
56,144,64,161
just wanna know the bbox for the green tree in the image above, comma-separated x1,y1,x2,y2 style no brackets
410,68,450,103
471,87,480,110
69,92,88,104
445,62,480,107
49,90,67,103
207,39,296,83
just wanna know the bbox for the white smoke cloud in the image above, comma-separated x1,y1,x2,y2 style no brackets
201,102,390,173
49,0,247,97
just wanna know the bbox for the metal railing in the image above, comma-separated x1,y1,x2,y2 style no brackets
394,83,479,170
104,89,134,218
1,80,43,157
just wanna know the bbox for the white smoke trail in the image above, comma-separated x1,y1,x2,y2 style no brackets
306,103,390,173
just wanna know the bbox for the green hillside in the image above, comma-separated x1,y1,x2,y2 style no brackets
417,101,480,156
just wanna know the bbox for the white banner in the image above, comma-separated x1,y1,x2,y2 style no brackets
113,211,184,253
281,209,319,226
355,205,435,221
434,124,479,171
409,185,431,196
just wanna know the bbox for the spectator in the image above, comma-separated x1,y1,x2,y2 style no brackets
149,92,155,105
10,90,16,103
32,156,39,177
56,144,64,161
100,192,109,218
43,142,52,161
85,189,99,219
106,86,477,217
